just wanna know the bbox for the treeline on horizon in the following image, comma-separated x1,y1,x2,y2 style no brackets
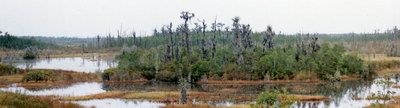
0,31,59,50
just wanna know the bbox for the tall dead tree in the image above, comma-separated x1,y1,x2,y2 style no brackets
231,17,243,65
224,26,230,46
201,19,207,59
162,26,171,61
167,23,174,60
262,26,275,55
194,22,202,46
96,35,101,48
211,19,217,58
180,11,195,55
132,31,136,46
309,36,320,57
241,24,253,49
217,23,225,46
178,11,195,104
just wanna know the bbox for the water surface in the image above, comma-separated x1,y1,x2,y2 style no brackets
1,57,117,73
0,82,105,97
1,78,399,108
70,99,165,108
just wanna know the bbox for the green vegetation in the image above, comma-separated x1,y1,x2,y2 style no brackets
0,32,57,50
367,72,396,107
105,41,371,82
250,89,300,108
0,64,20,76
22,70,54,82
100,12,375,82
0,92,51,108
0,92,81,108
22,46,39,59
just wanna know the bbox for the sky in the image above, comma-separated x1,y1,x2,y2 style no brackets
0,0,399,37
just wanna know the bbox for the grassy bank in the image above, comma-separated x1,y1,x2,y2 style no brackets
0,92,81,108
61,91,327,103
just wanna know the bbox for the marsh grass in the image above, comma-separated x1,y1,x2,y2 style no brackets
198,79,322,85
0,75,23,83
123,92,180,102
0,92,81,108
61,90,327,105
62,91,128,101
162,104,249,108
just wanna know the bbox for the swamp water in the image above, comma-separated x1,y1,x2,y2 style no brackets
1,57,117,73
1,78,400,108
1,57,399,107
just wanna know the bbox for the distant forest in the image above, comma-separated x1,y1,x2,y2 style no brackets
0,32,58,50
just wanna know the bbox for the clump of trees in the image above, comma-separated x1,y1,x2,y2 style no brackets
0,64,21,76
22,70,53,82
22,46,39,59
250,89,299,108
102,11,373,83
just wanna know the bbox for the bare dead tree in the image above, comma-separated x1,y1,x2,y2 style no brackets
224,26,230,46
211,19,217,58
241,24,253,49
201,19,207,59
194,22,202,46
309,36,320,57
167,23,174,60
96,35,101,49
162,25,171,61
231,17,243,65
180,11,195,55
262,26,275,55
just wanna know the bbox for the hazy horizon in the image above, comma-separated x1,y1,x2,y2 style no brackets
1,0,400,37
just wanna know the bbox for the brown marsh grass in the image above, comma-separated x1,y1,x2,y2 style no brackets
198,79,322,85
62,91,129,101
0,74,23,83
162,104,249,108
62,91,328,103
0,92,82,108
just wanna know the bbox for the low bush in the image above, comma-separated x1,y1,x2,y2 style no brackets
156,70,177,82
22,46,38,59
0,92,50,108
250,89,299,108
0,64,20,76
22,70,53,82
102,68,117,81
0,92,81,108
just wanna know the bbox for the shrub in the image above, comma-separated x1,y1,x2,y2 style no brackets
251,89,299,108
141,71,156,80
102,68,117,81
155,70,177,82
22,70,53,82
191,60,218,81
257,49,296,80
22,46,38,59
314,42,343,81
0,64,20,76
342,54,364,75
0,92,50,108
0,92,81,108
294,71,318,80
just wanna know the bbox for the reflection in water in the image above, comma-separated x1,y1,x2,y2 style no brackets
1,78,399,107
1,57,117,73
0,82,105,97
70,99,165,108
102,79,400,107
